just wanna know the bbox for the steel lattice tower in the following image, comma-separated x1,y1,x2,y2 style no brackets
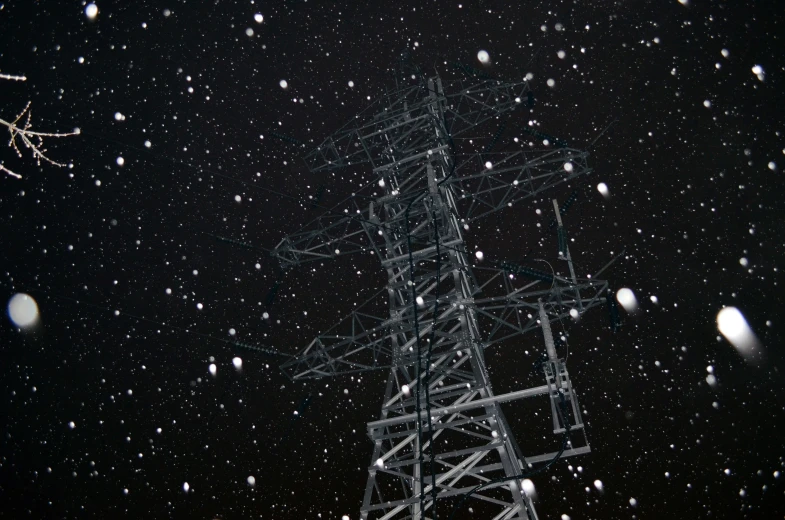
270,65,614,520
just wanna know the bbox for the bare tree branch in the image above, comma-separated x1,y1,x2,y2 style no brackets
0,99,79,179
0,73,27,81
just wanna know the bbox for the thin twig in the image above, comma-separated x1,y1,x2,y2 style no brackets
0,101,78,178
0,73,27,81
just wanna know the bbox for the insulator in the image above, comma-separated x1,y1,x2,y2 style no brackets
500,261,553,283
212,234,259,251
560,187,580,215
482,121,507,155
266,281,281,306
231,341,287,357
269,130,302,145
451,62,492,80
310,185,326,209
557,227,568,256
606,291,621,332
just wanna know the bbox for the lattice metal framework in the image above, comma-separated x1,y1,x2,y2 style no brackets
271,70,613,520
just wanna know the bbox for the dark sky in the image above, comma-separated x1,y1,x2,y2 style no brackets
1,1,784,519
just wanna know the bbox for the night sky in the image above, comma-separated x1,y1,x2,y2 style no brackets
1,1,784,519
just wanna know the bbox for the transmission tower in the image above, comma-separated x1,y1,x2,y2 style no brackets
270,64,616,519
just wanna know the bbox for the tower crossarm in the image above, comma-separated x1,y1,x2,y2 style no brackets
270,196,384,269
279,288,394,380
472,278,609,349
447,147,591,223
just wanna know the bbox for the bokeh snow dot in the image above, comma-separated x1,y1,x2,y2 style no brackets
475,251,484,260
7,293,39,327
232,357,243,369
85,3,98,19
597,182,610,198
247,475,256,486
279,79,288,89
477,50,490,64
208,363,217,376
254,13,263,23
116,156,124,166
616,288,638,312
717,306,760,361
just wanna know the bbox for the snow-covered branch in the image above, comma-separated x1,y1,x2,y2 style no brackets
0,101,78,179
0,73,27,81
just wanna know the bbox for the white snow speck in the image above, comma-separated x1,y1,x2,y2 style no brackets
68,421,76,429
703,100,711,108
569,308,579,319
254,13,263,23
234,195,242,202
116,156,124,166
593,479,604,491
597,182,610,198
401,384,410,396
144,140,151,148
739,257,749,267
348,80,355,88
375,458,384,468
245,28,254,37
196,302,203,310
208,363,217,376
485,161,493,169
229,328,236,336
85,4,98,19
650,295,659,304
166,288,172,295
547,78,556,87
557,50,566,59
232,357,243,369
247,475,256,486
114,112,125,121
182,482,190,492
629,497,638,507
475,251,484,260
262,312,269,319
477,50,490,64
721,49,730,58
768,161,777,171
521,478,536,496
416,296,424,306
563,162,573,172
279,79,288,89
